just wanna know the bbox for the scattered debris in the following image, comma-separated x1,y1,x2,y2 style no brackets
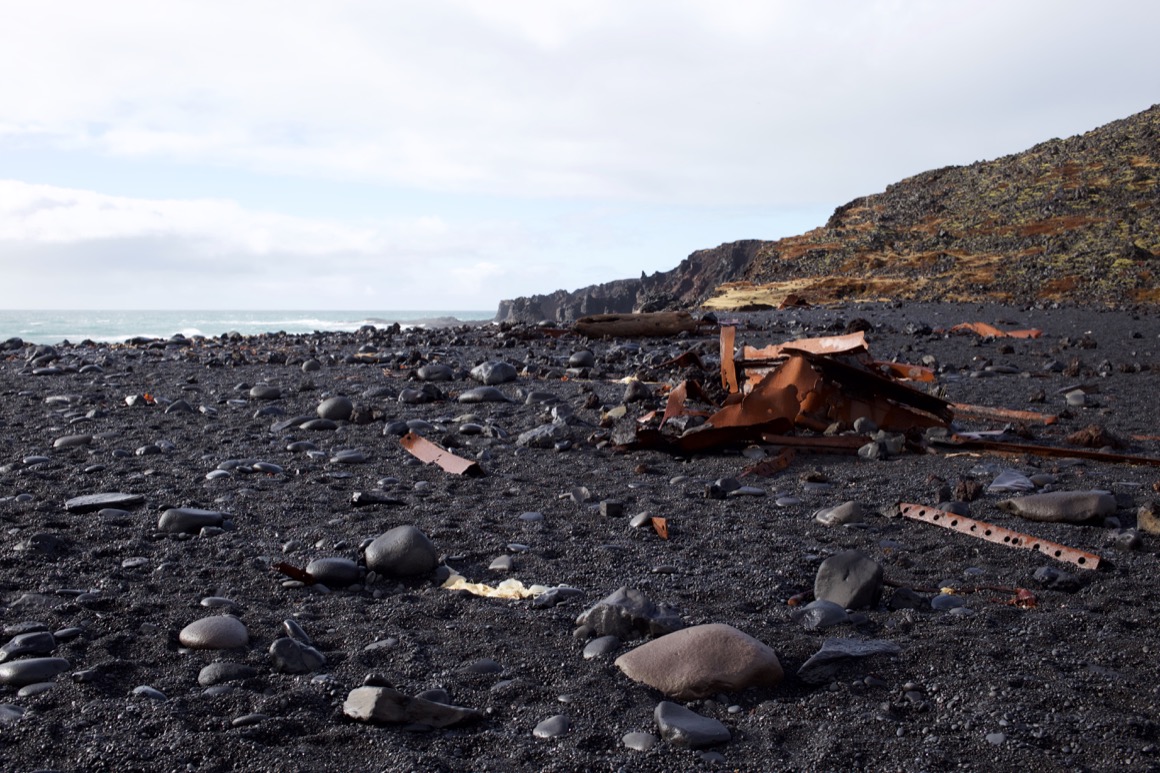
442,571,554,599
949,322,1042,339
898,503,1101,569
400,432,483,476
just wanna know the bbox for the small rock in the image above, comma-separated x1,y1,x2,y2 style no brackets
343,686,483,727
178,616,249,650
317,396,354,421
575,587,683,639
533,714,570,739
814,501,864,527
814,550,883,609
269,637,326,673
653,701,730,748
364,525,438,577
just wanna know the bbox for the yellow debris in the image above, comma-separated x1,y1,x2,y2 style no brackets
441,573,551,599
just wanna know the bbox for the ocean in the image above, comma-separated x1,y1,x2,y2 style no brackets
0,309,496,346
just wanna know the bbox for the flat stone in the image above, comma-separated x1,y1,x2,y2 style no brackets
997,491,1116,523
364,525,438,577
64,492,145,514
0,704,24,724
53,434,93,449
343,686,483,727
158,508,225,534
654,701,730,748
797,638,901,684
615,623,782,699
178,616,249,650
250,384,281,400
575,587,684,639
814,550,883,609
790,600,851,630
0,657,71,687
458,386,511,403
0,631,57,663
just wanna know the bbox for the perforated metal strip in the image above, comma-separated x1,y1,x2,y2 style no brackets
898,503,1101,570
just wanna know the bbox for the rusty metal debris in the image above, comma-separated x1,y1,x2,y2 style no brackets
619,326,952,454
400,432,483,476
949,322,1042,339
573,311,699,338
740,448,795,477
898,503,1101,569
940,436,1160,468
951,403,1058,426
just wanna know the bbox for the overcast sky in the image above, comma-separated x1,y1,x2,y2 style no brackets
1,1,1156,311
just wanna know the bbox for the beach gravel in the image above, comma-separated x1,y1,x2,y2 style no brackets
1,301,1159,771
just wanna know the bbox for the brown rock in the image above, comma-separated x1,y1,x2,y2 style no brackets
614,623,782,700
1137,502,1160,535
1066,424,1125,449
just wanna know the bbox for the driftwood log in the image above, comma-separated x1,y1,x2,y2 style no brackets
573,311,698,338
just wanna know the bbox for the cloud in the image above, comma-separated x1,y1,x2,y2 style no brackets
0,1,1155,207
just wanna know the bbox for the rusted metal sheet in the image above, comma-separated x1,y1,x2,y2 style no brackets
952,403,1058,426
949,322,1042,339
574,312,698,338
720,325,738,393
740,448,795,477
942,436,1160,467
873,360,936,383
898,503,1100,570
740,331,868,361
400,432,483,476
661,380,714,427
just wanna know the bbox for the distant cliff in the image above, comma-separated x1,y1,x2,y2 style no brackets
495,240,764,322
497,103,1160,320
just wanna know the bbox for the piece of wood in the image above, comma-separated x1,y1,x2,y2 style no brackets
574,312,698,338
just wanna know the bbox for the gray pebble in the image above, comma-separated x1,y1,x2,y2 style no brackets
533,714,570,739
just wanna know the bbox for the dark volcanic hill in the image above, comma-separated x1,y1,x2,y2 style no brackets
496,104,1160,322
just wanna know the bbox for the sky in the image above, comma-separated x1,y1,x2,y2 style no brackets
0,1,1156,312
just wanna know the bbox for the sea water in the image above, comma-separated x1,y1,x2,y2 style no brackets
0,309,495,346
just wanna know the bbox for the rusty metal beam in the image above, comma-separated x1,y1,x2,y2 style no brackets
944,437,1160,467
400,432,483,476
898,503,1100,570
952,403,1058,426
720,325,738,393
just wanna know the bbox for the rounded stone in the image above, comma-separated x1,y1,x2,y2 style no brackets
364,525,438,577
179,616,249,650
198,662,258,686
249,384,281,400
317,396,354,421
306,557,360,587
533,714,570,739
0,658,71,688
